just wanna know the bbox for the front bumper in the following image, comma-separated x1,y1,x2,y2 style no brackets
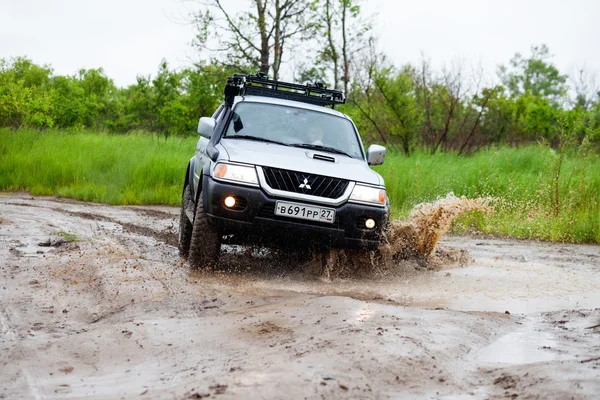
202,176,388,250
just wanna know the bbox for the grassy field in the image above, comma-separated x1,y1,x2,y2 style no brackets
0,129,193,205
377,147,600,243
1,128,599,243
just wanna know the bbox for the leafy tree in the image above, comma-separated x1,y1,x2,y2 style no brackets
509,93,559,142
1,43,597,151
77,68,115,129
586,100,600,142
116,61,226,136
499,44,567,105
348,62,422,154
51,75,87,128
0,57,55,128
477,86,516,145
0,57,228,136
180,63,229,124
153,61,184,135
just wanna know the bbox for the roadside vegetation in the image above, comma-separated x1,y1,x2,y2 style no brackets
379,148,600,243
1,128,598,243
0,129,193,205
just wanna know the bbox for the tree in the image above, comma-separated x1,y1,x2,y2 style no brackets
413,58,482,153
477,86,517,145
570,65,599,111
347,43,422,155
192,0,319,80
499,44,567,105
180,63,228,123
0,57,55,128
77,68,115,130
371,67,422,154
315,0,370,93
428,63,465,153
118,61,226,136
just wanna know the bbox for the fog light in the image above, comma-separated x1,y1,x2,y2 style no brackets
224,196,236,208
365,218,376,229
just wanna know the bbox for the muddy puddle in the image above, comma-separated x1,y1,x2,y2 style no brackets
1,193,600,399
477,318,560,364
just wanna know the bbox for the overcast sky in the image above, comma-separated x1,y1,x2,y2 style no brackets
2,0,599,87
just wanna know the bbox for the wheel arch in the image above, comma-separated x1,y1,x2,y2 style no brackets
186,157,200,203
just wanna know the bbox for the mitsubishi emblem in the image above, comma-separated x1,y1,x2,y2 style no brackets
299,178,312,190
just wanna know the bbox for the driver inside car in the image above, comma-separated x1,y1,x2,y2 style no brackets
306,126,324,146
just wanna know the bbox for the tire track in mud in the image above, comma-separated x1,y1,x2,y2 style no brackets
2,200,182,328
56,209,178,247
3,201,177,247
0,262,55,398
82,225,222,323
16,199,223,324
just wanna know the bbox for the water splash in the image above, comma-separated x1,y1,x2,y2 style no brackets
318,193,493,278
382,193,493,259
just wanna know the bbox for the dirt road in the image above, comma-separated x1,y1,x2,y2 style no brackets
1,193,599,399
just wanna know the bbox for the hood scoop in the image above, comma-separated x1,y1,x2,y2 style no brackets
312,153,336,163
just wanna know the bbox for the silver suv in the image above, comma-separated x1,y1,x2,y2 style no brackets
178,74,388,269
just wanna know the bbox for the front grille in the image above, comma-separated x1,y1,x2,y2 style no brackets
262,166,349,199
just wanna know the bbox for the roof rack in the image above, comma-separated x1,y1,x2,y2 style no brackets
223,73,345,108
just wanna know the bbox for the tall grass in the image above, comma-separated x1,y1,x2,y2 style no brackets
375,147,600,243
0,129,196,205
1,129,598,243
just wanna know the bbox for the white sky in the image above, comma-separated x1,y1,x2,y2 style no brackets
2,0,599,87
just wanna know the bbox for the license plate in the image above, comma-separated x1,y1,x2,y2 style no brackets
274,201,336,224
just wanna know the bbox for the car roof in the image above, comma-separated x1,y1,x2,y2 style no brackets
234,95,348,119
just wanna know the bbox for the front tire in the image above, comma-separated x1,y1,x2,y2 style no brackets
188,192,221,270
178,185,193,258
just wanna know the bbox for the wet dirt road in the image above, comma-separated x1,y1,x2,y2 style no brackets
1,193,599,399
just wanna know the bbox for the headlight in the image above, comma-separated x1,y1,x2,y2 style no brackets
213,163,258,185
350,184,386,205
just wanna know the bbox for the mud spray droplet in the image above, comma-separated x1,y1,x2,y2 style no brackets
320,193,493,278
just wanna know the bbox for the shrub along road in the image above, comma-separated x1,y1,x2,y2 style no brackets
1,193,599,399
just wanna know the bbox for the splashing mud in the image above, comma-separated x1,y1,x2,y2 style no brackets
382,193,493,260
318,193,493,278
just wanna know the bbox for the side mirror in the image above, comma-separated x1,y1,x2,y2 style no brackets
197,117,216,139
366,144,386,165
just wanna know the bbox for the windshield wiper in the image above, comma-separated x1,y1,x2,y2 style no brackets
226,136,355,158
226,135,287,147
290,143,354,158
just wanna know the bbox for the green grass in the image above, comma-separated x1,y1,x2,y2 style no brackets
0,128,196,205
1,128,599,243
58,231,78,242
374,147,600,243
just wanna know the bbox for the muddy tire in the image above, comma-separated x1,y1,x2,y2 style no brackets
188,193,221,270
178,185,193,258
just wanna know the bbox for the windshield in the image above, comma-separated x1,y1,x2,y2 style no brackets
223,102,364,159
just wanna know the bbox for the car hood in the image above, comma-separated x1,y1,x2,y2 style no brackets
218,139,383,186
